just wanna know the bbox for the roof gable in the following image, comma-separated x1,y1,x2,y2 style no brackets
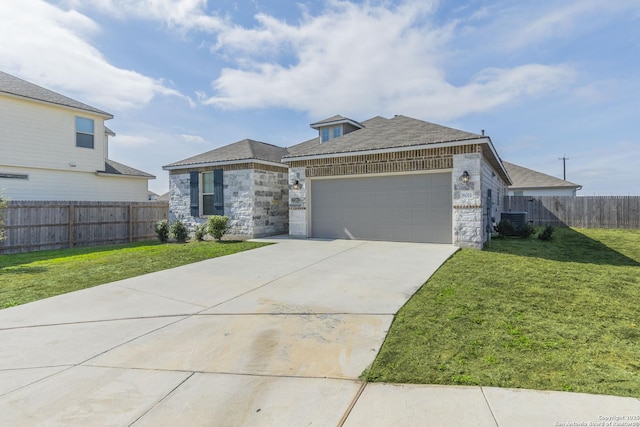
503,161,580,189
285,115,483,158
0,71,112,117
164,139,289,169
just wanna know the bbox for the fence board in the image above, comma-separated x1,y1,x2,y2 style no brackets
0,201,168,254
504,196,640,229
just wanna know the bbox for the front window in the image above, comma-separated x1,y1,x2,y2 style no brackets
75,117,94,148
202,172,215,215
333,126,341,138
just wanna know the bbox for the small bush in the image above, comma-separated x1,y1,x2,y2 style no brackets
154,219,170,243
496,219,535,239
208,215,229,241
495,220,515,238
194,223,208,241
170,220,189,243
516,223,536,239
538,225,554,241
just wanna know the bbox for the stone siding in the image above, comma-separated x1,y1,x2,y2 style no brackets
168,166,289,239
252,168,289,237
452,152,483,249
288,167,307,238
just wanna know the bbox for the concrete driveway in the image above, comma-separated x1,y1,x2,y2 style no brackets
1,239,639,426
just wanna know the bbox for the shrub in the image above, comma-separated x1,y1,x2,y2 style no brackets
194,223,208,241
495,219,535,239
516,223,536,239
495,220,515,238
154,219,170,243
170,220,189,243
538,225,554,241
208,215,229,241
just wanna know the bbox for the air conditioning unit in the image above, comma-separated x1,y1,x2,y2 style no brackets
501,212,527,227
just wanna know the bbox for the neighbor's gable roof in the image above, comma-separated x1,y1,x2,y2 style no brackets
0,71,112,118
285,115,484,158
163,139,289,169
503,161,580,190
99,159,155,179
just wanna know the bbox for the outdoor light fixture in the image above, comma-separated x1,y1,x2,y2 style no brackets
292,180,301,190
461,171,470,183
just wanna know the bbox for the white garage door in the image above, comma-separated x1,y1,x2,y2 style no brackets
311,172,452,244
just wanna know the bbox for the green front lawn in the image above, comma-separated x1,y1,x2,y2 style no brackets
365,228,640,397
0,240,270,309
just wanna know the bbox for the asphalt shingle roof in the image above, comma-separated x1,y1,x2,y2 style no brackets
164,139,289,168
503,161,580,189
0,71,112,117
101,159,155,179
284,115,484,158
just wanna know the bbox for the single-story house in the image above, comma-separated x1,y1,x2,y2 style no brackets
164,115,511,249
503,161,581,196
163,139,289,239
0,71,154,202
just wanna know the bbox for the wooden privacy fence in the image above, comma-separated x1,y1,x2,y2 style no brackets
504,196,640,229
0,201,169,254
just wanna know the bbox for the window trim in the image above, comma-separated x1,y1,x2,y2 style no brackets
75,116,95,149
201,171,215,216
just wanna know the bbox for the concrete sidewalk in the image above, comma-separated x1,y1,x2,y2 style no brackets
0,238,638,426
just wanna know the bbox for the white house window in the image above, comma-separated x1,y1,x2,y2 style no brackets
333,126,342,138
75,117,94,149
321,128,330,142
202,171,215,215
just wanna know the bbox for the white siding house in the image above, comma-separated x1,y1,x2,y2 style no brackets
503,162,581,196
0,71,153,201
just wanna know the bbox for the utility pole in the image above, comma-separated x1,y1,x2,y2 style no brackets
558,155,569,180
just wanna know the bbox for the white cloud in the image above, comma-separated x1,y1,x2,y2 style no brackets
201,1,575,120
180,134,207,144
110,134,155,147
0,0,188,111
62,0,227,32
483,0,640,51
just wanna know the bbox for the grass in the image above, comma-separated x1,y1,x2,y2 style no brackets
365,227,640,397
0,240,269,309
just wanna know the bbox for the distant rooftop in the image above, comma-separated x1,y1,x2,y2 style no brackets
503,161,581,189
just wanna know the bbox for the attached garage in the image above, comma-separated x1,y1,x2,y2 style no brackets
285,114,511,249
310,172,452,244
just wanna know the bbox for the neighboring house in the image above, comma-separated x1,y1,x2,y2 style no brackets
165,115,511,249
0,71,154,202
503,161,581,196
163,139,289,238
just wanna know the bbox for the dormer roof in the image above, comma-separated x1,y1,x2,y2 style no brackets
310,115,364,130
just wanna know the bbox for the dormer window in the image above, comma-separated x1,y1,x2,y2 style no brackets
321,128,330,143
310,115,365,144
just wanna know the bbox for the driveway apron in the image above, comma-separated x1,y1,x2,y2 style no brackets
0,239,457,426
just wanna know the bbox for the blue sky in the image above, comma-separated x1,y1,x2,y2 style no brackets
1,0,638,195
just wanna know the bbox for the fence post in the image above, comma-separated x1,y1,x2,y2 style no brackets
68,203,75,248
129,204,134,243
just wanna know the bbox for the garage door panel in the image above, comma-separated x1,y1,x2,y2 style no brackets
311,173,452,244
